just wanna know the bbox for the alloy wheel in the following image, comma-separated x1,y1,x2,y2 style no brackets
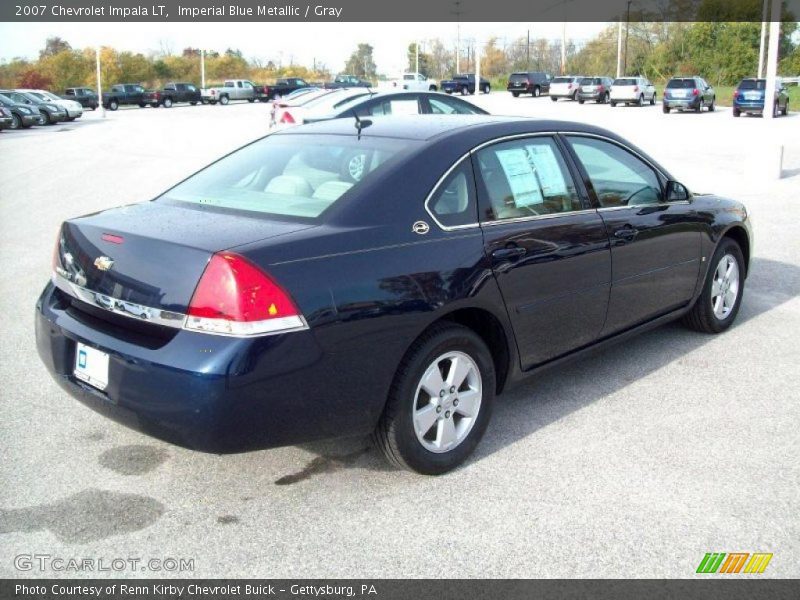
711,254,740,320
412,351,482,454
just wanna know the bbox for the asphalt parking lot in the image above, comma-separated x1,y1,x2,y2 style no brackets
1,95,799,578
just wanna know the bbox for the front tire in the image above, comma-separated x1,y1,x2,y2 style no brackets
373,323,495,475
683,238,745,334
10,113,21,129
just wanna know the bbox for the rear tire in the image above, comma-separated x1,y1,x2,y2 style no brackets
610,101,616,107
733,107,740,117
696,99,704,113
10,113,21,129
578,99,585,104
781,101,788,116
551,96,557,102
512,91,520,97
708,97,715,112
109,100,119,111
220,95,230,105
41,111,52,125
663,104,670,114
138,103,146,108
683,238,745,334
533,86,540,97
163,97,173,108
650,93,656,106
637,94,644,107
247,98,255,103
373,323,495,475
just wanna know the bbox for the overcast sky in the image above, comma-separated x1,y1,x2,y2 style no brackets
0,22,607,73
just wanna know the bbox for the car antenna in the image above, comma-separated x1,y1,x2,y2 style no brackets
353,111,372,140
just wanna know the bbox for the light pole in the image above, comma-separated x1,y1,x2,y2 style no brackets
616,20,623,79
200,49,205,89
452,1,462,74
95,47,105,119
623,0,632,76
758,0,768,77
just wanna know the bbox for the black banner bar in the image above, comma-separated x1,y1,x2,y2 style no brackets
2,0,799,22
3,580,800,600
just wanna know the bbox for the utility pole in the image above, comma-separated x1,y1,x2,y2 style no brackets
95,47,105,119
561,23,566,75
200,49,205,89
623,0,632,76
452,1,462,74
616,20,623,78
415,42,419,74
763,0,781,120
758,0,768,77
526,29,530,71
475,41,481,94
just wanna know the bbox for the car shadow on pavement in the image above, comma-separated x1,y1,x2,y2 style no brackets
289,256,800,478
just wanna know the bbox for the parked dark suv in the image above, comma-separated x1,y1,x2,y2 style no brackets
577,77,614,104
663,77,715,113
733,78,789,117
507,72,551,97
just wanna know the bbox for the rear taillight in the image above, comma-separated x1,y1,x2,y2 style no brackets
185,252,305,336
567,83,572,89
211,90,216,96
733,90,739,98
597,85,604,92
280,111,295,124
692,88,699,96
633,86,639,92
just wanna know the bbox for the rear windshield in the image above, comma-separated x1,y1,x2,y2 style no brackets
552,77,573,84
667,79,695,88
613,78,637,85
158,134,417,220
581,78,603,85
510,73,528,81
739,79,766,90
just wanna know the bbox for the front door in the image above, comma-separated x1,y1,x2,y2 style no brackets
564,134,702,335
473,135,612,369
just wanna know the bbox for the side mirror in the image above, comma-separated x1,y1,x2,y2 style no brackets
666,180,690,202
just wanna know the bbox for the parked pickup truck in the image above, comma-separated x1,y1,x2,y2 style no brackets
387,72,438,92
103,84,148,110
143,82,201,108
263,78,312,100
324,74,373,89
441,74,491,95
201,80,268,105
63,87,98,109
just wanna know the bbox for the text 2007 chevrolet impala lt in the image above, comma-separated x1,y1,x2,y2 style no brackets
36,116,752,474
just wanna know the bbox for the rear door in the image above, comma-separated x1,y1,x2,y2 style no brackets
564,134,702,335
474,134,611,368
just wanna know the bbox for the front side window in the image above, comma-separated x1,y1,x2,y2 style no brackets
158,135,416,220
567,136,663,207
427,160,477,228
475,137,582,221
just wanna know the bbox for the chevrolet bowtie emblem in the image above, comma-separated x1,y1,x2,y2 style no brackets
94,256,114,271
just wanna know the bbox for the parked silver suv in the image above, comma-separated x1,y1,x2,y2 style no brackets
609,77,657,107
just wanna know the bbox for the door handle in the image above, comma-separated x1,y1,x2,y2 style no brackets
491,246,527,261
613,226,639,241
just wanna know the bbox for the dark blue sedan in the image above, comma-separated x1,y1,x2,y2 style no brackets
36,116,752,474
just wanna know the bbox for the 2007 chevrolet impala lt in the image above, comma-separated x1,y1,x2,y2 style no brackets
36,116,752,474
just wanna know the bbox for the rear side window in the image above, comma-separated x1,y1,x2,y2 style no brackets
475,137,582,221
158,135,416,220
567,136,663,207
428,160,477,228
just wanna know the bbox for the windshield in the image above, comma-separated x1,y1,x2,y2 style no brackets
158,134,418,220
739,79,766,90
667,79,695,88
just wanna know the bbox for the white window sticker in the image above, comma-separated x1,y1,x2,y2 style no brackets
496,148,543,206
526,144,568,197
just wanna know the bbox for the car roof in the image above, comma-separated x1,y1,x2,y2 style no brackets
275,114,626,144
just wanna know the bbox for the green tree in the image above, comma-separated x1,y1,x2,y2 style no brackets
407,43,432,76
344,44,376,79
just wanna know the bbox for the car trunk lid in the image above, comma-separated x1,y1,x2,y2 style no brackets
55,201,314,314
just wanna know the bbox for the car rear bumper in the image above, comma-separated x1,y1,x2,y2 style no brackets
577,91,604,101
663,96,701,109
734,101,766,113
35,281,373,453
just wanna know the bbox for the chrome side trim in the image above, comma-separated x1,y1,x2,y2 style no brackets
52,273,309,338
480,208,598,227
